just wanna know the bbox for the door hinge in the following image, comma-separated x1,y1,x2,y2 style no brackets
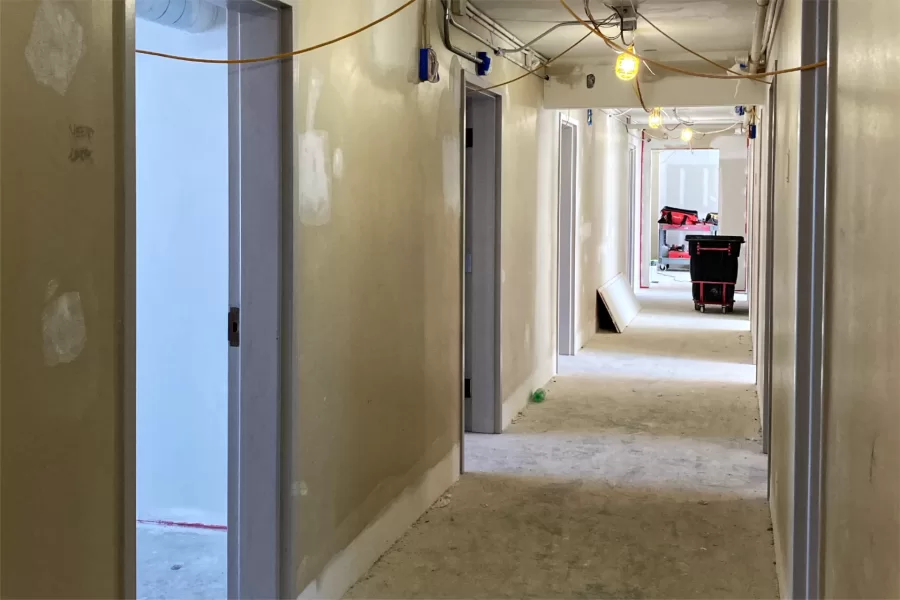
466,128,473,148
228,307,240,347
465,378,471,398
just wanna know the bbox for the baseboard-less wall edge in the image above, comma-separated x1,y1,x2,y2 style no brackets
298,444,460,600
501,362,554,431
770,501,789,600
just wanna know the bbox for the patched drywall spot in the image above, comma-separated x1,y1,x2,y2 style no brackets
442,137,461,216
45,279,59,301
581,222,593,241
332,148,344,179
292,481,309,497
42,289,86,366
299,131,332,226
24,0,85,96
501,269,506,284
306,69,323,130
300,70,332,226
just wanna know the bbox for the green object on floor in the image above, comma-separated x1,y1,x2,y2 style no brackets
532,388,546,403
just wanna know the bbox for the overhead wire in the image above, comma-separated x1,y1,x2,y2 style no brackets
479,29,594,91
136,0,419,64
560,0,827,80
635,10,770,84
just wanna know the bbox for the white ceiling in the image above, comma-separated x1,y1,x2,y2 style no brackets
471,0,759,66
627,105,746,126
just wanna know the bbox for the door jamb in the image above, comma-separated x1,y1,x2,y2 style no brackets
557,114,577,360
459,70,504,459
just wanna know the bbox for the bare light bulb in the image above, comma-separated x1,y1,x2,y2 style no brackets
648,108,662,129
680,127,694,142
615,46,640,81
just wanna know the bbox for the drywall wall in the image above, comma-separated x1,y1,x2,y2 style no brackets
710,135,749,290
135,20,228,527
659,149,719,216
823,0,900,596
572,111,629,349
650,148,720,262
288,1,558,593
766,0,802,591
0,0,129,596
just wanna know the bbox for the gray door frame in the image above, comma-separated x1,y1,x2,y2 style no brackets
763,75,777,460
461,72,503,438
557,117,577,358
791,0,830,597
626,145,637,288
227,3,293,598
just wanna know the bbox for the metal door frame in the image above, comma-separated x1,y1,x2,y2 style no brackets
791,0,830,597
557,116,577,358
460,71,503,443
227,3,294,598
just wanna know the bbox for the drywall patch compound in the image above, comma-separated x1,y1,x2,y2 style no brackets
42,287,86,366
25,0,85,96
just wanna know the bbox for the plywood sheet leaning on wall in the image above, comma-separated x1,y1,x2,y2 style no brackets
597,274,641,333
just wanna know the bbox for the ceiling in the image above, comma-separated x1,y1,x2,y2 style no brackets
471,0,758,66
627,105,746,126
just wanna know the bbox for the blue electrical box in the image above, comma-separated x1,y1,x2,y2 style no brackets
476,51,492,77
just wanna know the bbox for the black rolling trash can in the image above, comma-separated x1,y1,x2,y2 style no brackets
685,235,744,314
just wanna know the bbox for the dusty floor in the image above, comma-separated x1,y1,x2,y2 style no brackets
348,283,779,599
137,524,226,599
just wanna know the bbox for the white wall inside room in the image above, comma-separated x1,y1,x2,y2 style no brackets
659,149,719,215
641,136,748,288
135,19,229,526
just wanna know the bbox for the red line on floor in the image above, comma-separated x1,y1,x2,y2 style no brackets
137,519,227,531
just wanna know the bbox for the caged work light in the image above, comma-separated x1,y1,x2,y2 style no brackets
648,108,663,129
615,45,640,81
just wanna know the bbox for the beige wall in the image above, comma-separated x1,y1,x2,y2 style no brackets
0,0,130,596
766,0,802,591
290,1,565,592
571,111,629,349
822,0,900,596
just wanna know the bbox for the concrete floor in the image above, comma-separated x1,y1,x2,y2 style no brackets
137,524,226,599
348,283,779,599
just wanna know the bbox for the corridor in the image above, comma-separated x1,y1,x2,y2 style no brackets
348,286,778,599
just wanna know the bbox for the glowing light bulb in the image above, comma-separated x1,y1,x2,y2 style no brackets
680,127,694,142
648,108,662,129
615,46,640,81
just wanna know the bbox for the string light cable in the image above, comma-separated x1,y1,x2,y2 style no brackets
479,29,594,92
136,0,419,64
635,9,770,84
560,0,827,80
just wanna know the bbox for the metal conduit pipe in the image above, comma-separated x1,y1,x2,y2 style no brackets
498,22,582,56
441,0,484,66
441,0,548,80
466,3,550,63
760,0,784,63
136,0,223,32
748,0,770,74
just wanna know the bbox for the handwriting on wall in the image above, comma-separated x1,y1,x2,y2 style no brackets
69,124,94,163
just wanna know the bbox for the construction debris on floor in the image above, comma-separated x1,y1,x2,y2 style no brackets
347,285,778,599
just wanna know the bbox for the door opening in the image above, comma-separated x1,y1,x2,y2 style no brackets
135,3,291,598
626,146,636,288
557,119,577,358
463,85,502,436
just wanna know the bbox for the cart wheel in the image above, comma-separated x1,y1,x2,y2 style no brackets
725,305,734,314
658,263,667,271
700,305,706,313
694,303,700,311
